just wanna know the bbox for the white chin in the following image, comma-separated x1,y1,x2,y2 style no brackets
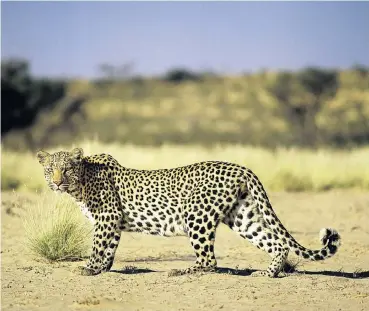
52,187,66,193
50,184,68,193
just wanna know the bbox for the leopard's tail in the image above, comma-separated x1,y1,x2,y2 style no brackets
287,228,341,261
244,169,341,261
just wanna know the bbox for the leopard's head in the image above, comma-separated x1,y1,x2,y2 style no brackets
36,148,84,193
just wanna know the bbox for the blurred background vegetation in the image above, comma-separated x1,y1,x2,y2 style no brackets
2,59,369,192
2,59,369,151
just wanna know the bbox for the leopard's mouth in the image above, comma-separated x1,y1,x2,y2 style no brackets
49,183,70,193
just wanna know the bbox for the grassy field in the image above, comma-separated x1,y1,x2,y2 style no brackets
2,141,368,192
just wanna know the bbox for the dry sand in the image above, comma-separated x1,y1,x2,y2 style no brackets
1,191,369,311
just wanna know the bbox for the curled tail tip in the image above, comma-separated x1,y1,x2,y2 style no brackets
319,227,341,248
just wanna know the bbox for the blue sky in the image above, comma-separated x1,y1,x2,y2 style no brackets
2,1,369,78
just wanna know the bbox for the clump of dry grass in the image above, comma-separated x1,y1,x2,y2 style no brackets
23,192,92,261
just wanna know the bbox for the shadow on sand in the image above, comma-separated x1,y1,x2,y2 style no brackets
111,264,369,279
296,269,369,279
111,267,157,274
214,267,369,279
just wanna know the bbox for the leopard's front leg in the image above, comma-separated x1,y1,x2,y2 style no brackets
77,224,104,276
76,179,123,275
77,185,123,276
76,212,118,275
101,226,123,272
77,211,123,276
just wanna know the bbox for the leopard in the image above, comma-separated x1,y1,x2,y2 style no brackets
36,148,341,277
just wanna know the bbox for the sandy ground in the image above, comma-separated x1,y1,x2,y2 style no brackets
1,191,369,311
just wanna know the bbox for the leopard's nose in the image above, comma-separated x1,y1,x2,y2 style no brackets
53,169,63,186
53,179,62,186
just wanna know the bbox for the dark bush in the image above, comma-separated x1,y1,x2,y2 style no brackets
163,68,202,83
1,59,66,135
269,68,338,147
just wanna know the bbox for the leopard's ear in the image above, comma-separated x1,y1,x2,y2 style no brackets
36,150,51,165
70,148,84,162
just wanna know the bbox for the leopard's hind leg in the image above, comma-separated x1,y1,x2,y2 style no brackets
222,192,289,278
169,199,223,276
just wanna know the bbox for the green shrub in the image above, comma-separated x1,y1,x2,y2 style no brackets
24,193,92,261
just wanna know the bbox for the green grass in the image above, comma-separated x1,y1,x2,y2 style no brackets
2,140,369,192
23,192,92,261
